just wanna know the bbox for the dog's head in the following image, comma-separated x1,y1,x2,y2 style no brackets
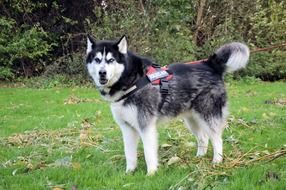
86,35,127,88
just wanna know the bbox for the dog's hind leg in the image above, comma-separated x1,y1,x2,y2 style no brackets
139,118,158,175
208,128,223,163
183,116,209,157
209,107,228,163
191,110,227,163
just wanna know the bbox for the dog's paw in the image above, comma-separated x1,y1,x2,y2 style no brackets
125,168,136,175
212,156,223,164
196,149,208,157
196,153,207,157
146,168,157,176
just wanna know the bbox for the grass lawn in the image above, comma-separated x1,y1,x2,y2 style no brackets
0,80,285,190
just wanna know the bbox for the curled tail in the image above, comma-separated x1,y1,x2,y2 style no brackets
205,42,250,75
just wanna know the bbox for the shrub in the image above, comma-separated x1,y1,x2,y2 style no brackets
0,17,53,79
237,51,286,81
1,0,285,82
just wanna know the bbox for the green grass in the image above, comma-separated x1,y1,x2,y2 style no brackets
0,80,285,190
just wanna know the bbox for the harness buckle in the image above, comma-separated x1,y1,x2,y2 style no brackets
152,64,161,68
160,79,169,95
147,70,169,82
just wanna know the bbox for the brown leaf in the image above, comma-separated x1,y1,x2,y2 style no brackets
161,143,172,148
52,188,64,190
64,95,101,105
72,162,81,170
167,156,181,166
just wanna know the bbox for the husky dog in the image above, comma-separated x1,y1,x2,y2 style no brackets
86,35,249,175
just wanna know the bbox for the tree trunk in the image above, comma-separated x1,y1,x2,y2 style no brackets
194,0,207,46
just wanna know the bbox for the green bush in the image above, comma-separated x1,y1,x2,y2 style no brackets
0,17,53,79
0,0,96,80
43,52,89,83
89,0,196,65
1,0,285,83
237,51,286,81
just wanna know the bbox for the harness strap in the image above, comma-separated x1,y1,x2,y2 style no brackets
115,66,173,103
115,75,150,102
158,79,170,110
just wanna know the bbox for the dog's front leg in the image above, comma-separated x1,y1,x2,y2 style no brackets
120,125,139,173
140,123,158,175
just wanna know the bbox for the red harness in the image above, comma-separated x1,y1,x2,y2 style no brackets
116,61,204,103
146,65,173,85
115,65,173,102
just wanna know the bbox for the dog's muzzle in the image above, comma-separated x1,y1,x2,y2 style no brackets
99,70,108,85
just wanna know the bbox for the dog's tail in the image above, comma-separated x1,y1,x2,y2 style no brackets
205,42,250,75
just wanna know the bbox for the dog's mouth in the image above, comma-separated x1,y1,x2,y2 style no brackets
99,78,108,85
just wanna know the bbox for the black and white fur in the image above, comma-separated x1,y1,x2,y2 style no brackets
86,35,250,175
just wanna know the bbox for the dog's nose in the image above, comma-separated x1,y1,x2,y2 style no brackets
99,70,106,77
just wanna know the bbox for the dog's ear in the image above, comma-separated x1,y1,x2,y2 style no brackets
87,34,96,54
116,35,127,54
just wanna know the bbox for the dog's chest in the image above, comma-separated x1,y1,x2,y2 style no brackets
110,102,139,129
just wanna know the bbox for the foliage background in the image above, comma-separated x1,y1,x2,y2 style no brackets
0,0,285,81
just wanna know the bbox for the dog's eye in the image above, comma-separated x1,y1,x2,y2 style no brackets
107,58,115,64
94,58,101,63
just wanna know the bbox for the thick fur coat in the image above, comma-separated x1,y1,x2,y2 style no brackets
86,35,250,175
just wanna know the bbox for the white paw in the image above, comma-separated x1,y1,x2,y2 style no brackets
196,146,208,157
196,151,207,157
212,156,223,164
125,167,136,174
146,167,158,176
